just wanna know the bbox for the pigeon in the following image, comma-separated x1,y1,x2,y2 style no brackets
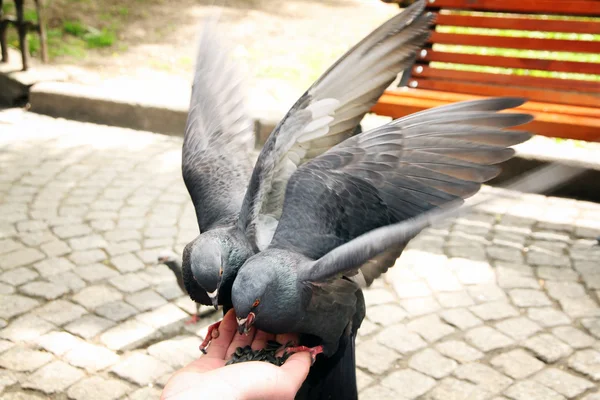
157,250,201,324
181,0,436,352
231,96,533,399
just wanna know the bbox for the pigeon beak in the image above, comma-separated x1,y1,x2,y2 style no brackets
236,312,255,335
207,289,219,310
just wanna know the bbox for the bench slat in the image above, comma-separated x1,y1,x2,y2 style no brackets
409,78,600,108
426,0,600,16
421,50,600,75
434,13,600,34
413,65,600,92
430,32,600,54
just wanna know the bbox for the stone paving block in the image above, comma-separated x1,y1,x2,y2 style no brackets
454,363,514,394
69,250,106,265
126,386,163,400
111,352,172,386
105,240,142,257
63,341,120,372
466,326,515,352
496,265,539,289
34,256,75,279
0,369,21,392
376,324,427,355
356,339,400,375
436,291,475,308
367,303,407,325
103,229,141,242
409,348,457,379
559,296,600,319
509,289,552,307
22,360,85,394
65,314,116,339
436,340,483,363
490,349,545,379
426,377,492,400
75,263,119,282
48,271,86,291
581,318,600,339
125,288,167,312
527,251,571,268
0,238,24,255
504,380,566,400
0,346,53,371
533,368,594,398
0,314,55,342
52,224,92,239
469,301,519,321
135,303,188,329
0,248,46,270
147,336,202,369
582,393,600,400
20,231,56,247
357,319,378,338
495,317,542,341
390,281,432,299
40,240,71,257
90,219,117,232
356,368,373,392
0,282,14,295
67,376,131,400
568,349,600,381
523,333,573,363
537,267,579,282
527,307,572,328
100,319,156,351
20,280,69,300
35,299,87,326
36,331,83,355
406,315,456,343
95,301,138,322
1,267,39,286
0,339,14,354
380,369,435,399
467,284,507,303
553,326,596,349
111,253,144,273
72,285,123,310
155,280,182,300
399,297,441,317
108,273,150,293
68,234,108,251
546,281,587,300
450,258,495,285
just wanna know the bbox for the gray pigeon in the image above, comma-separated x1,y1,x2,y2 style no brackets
181,0,435,351
157,250,201,324
232,97,533,399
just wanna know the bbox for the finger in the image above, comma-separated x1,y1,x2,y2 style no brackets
226,325,257,359
251,330,275,351
279,352,312,391
204,309,237,360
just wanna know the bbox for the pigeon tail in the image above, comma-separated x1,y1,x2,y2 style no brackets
295,333,357,400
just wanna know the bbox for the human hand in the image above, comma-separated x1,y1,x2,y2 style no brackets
161,309,312,400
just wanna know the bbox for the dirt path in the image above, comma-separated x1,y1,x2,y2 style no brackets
52,0,399,112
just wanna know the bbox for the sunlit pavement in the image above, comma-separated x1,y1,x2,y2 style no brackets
1,109,599,399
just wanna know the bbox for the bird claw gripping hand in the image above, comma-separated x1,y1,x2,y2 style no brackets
199,321,221,354
285,345,324,365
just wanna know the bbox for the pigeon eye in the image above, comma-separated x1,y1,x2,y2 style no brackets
252,299,260,308
219,268,223,277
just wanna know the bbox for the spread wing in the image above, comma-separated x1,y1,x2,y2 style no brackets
237,1,434,251
263,97,532,280
182,16,254,232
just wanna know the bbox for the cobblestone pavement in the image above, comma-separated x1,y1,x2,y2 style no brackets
1,109,600,400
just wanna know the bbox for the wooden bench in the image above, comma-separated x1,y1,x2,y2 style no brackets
371,0,600,142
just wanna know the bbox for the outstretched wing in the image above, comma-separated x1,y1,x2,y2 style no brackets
182,15,254,232
237,0,434,251
265,97,532,277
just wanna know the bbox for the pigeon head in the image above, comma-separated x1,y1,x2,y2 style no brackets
183,234,224,308
157,250,179,271
232,252,301,335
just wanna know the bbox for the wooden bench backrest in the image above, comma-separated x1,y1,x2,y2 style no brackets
406,0,600,108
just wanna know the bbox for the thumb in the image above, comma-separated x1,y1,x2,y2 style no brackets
279,352,312,388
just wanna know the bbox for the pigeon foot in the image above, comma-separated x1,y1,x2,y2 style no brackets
199,320,221,354
185,314,200,325
285,345,324,365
